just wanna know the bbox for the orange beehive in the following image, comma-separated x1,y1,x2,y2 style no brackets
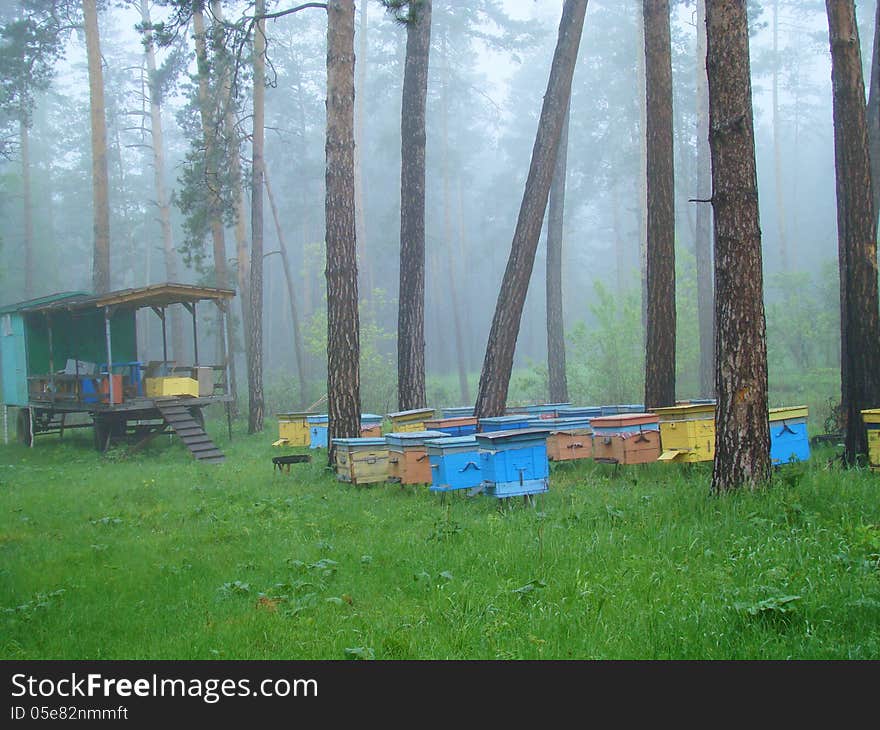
590,413,661,465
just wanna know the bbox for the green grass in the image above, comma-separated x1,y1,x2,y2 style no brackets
1,410,879,659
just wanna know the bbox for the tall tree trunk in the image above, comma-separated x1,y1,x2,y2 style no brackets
21,119,33,299
325,0,360,462
396,0,432,411
867,0,880,225
474,0,588,419
643,0,676,410
546,100,570,404
695,0,714,398
193,3,237,412
826,0,880,464
83,0,110,293
706,0,771,492
141,0,183,359
772,0,788,271
248,0,266,434
354,0,373,299
265,168,308,409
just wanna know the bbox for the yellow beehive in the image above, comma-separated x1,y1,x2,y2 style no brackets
275,412,311,447
387,408,435,434
769,405,809,422
862,408,880,470
333,438,390,485
655,403,716,463
144,376,199,398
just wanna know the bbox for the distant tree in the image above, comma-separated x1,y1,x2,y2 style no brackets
474,0,587,418
325,0,360,460
643,0,676,410
384,0,433,411
825,0,880,465
546,99,570,404
705,0,770,492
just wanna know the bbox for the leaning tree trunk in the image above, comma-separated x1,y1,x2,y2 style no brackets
474,0,588,419
325,0,361,463
826,0,880,465
706,0,771,492
21,119,33,299
397,0,432,411
643,0,676,410
248,0,266,434
695,0,714,398
867,0,880,228
142,0,183,359
83,0,110,293
546,100,570,404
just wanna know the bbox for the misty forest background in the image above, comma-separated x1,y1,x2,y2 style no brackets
0,0,852,421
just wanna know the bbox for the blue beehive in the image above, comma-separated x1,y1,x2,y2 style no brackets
479,415,532,433
425,436,482,492
618,403,646,413
308,414,329,449
600,405,621,416
476,428,551,498
524,402,571,418
769,406,810,465
442,406,475,418
556,405,602,419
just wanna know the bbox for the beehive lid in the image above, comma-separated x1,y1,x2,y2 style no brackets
524,402,571,413
425,435,479,454
768,406,808,422
591,413,659,429
476,427,551,446
528,417,592,430
653,403,715,419
618,404,646,413
387,408,435,420
332,437,387,448
307,414,329,424
276,411,311,421
424,416,478,428
556,405,602,417
480,415,531,425
385,430,446,447
862,408,880,424
360,413,383,422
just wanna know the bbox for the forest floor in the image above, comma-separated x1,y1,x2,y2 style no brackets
1,410,878,660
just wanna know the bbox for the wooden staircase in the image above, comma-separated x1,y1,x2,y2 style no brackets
156,402,225,464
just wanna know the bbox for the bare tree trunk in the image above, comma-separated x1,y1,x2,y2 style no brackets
474,0,588,419
546,100,570,404
643,0,676,410
867,0,880,225
248,0,266,434
354,0,373,299
141,0,183,358
826,0,880,464
193,3,237,412
325,0,361,463
772,0,789,271
396,0,432,411
706,0,770,492
265,168,308,409
21,119,33,298
83,0,110,293
695,0,714,398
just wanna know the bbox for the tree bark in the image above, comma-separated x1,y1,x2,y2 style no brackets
325,0,361,462
867,0,880,227
706,0,771,492
474,0,588,419
546,100,570,404
396,0,432,411
83,0,110,293
248,0,266,434
141,0,183,359
695,0,714,398
826,0,880,464
643,0,676,410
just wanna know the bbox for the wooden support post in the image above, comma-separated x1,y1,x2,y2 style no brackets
221,303,233,441
28,407,34,448
46,314,55,403
3,404,7,445
104,307,115,406
160,307,167,366
192,301,199,367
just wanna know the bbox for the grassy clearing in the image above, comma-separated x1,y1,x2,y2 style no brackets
1,410,878,660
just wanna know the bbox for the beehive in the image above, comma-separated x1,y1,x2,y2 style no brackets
425,436,482,493
523,403,572,419
442,406,474,418
654,403,716,463
479,415,532,433
590,413,661,464
332,437,389,485
275,412,311,447
529,417,593,461
144,376,198,398
476,428,551,498
307,414,329,449
769,406,810,465
387,408,435,433
423,416,478,437
556,405,602,419
360,413,383,438
385,430,446,484
862,408,880,470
